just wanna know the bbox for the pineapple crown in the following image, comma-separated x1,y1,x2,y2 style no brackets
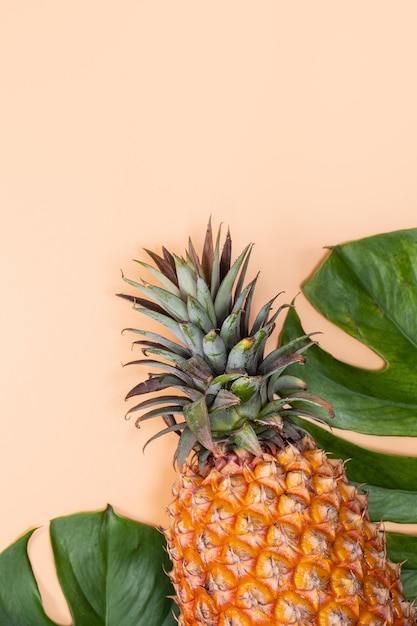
119,220,333,469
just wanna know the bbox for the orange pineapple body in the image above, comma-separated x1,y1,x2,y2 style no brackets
166,436,414,625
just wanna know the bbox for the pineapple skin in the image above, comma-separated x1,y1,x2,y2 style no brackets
166,435,414,626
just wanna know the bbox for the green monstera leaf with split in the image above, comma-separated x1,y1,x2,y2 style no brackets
281,227,417,600
0,506,178,626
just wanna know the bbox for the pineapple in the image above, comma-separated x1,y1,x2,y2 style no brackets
120,221,416,626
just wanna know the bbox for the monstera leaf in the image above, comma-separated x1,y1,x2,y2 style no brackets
0,506,177,626
281,227,417,599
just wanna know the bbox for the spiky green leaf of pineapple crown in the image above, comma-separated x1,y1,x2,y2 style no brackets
119,221,333,468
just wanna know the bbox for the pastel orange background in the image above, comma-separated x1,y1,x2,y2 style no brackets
1,2,417,622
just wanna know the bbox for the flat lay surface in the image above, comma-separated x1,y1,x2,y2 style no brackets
1,2,417,621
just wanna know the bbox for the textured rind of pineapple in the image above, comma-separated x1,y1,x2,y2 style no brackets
165,436,416,626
